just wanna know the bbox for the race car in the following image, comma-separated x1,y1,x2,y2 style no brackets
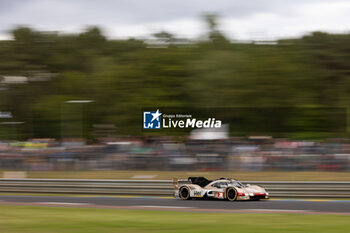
173,177,269,201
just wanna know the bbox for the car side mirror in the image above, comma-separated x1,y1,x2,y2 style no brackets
219,184,228,188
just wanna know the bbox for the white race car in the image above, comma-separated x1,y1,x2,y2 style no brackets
173,177,269,201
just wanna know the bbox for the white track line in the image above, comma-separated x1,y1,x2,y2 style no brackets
135,205,195,209
34,202,92,205
246,209,311,212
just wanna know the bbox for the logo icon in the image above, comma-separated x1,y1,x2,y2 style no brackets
143,109,162,129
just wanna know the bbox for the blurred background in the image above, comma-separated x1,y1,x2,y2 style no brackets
1,0,350,175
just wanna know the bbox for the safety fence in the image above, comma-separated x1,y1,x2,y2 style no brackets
0,179,349,198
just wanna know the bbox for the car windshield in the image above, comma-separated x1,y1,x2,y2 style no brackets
228,181,246,188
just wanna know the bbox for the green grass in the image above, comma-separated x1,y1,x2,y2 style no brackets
4,170,350,181
0,205,349,233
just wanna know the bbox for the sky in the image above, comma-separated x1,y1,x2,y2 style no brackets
0,0,350,41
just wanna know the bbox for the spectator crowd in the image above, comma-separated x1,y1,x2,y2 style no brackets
0,137,349,171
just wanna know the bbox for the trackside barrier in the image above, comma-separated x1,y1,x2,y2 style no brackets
0,179,350,198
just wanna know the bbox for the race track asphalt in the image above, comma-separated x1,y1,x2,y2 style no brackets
0,195,349,214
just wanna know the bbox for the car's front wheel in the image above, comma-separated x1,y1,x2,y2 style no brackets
226,187,237,201
179,186,191,200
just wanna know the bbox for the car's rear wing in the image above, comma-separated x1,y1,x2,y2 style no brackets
172,177,191,189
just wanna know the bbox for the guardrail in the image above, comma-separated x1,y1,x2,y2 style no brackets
0,179,350,198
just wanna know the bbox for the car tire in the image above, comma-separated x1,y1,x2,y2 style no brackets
179,186,191,200
226,187,237,201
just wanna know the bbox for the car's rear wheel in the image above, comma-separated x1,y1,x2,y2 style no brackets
179,186,191,200
226,187,237,201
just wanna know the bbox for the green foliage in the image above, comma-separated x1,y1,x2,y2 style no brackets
0,25,350,139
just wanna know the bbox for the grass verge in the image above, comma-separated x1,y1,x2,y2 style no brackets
0,205,349,233
3,170,350,181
